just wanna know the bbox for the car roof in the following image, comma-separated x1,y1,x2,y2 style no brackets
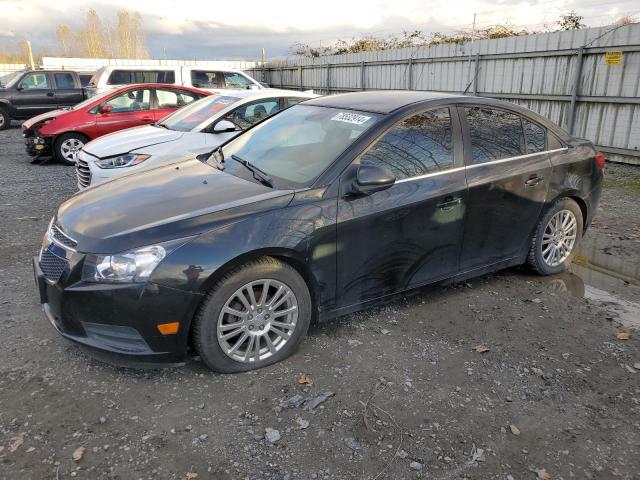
221,89,318,100
303,91,468,114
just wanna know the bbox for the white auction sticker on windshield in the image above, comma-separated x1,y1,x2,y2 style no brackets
331,112,371,125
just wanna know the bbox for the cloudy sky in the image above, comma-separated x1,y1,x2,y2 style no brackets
1,0,638,60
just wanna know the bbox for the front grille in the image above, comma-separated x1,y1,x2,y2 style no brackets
76,155,92,188
50,224,77,249
40,249,67,282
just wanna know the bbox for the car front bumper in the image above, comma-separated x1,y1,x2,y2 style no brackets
33,255,203,368
24,134,52,157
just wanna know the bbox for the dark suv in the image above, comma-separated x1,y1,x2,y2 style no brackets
34,91,603,372
0,70,86,130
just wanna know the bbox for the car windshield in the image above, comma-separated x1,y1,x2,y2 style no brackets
72,91,113,110
218,105,381,188
2,71,24,88
158,95,239,131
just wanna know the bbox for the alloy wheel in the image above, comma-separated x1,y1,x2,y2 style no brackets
541,209,577,267
0,115,5,129
60,138,84,163
217,279,299,363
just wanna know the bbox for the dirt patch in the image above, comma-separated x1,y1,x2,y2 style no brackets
1,127,639,480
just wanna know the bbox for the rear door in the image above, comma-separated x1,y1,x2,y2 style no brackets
11,72,56,117
52,72,84,107
336,106,467,307
95,87,154,136
458,105,552,271
152,87,203,122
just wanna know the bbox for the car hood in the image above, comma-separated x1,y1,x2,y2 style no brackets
56,158,293,253
83,125,185,158
22,109,71,130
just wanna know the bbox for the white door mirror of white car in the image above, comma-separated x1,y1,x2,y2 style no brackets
213,120,237,133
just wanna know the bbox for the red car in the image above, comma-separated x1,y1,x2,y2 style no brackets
22,84,210,164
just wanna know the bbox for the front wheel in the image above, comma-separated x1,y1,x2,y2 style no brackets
54,133,87,165
527,198,583,275
0,108,10,131
192,257,312,373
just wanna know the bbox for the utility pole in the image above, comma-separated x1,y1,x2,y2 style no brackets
26,40,35,70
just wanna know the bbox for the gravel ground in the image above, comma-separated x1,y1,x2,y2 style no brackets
1,127,639,480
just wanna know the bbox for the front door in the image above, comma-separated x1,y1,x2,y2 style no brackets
336,106,467,308
12,72,56,118
95,88,154,136
458,105,553,271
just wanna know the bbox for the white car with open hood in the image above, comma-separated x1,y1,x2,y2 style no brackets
76,89,317,189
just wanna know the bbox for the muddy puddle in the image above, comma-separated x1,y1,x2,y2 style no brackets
543,235,640,329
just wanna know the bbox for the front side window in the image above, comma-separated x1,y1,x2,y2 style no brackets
158,95,240,131
191,70,224,89
155,88,201,109
220,105,381,187
224,72,252,89
19,73,50,90
226,99,280,130
103,88,151,112
361,108,453,181
54,73,75,89
465,107,525,164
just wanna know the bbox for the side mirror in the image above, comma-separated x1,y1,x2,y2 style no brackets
16,86,24,92
352,163,396,195
99,105,112,114
248,84,260,90
213,119,237,133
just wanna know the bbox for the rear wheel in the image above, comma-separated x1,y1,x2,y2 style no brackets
54,133,87,165
528,198,583,275
0,108,10,131
193,257,312,373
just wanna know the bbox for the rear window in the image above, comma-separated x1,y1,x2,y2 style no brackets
107,70,175,85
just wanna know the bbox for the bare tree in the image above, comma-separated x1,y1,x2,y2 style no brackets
56,25,75,57
79,9,108,57
556,11,586,31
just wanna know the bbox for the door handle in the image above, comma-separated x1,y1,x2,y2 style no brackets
141,116,153,122
46,92,54,97
436,196,461,211
525,174,544,187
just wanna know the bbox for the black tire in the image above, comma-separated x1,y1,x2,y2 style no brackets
527,197,583,275
193,257,312,373
54,132,88,165
0,107,10,131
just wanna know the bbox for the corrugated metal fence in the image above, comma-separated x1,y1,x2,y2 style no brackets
249,24,640,165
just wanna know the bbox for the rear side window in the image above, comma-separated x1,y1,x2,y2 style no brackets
54,73,75,89
108,70,175,85
524,120,546,153
155,88,202,109
465,107,525,164
360,107,454,181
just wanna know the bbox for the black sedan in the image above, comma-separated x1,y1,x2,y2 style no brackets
34,91,604,372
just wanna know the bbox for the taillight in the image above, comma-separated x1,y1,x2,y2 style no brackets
594,152,605,173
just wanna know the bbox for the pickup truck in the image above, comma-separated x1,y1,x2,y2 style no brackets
0,70,87,130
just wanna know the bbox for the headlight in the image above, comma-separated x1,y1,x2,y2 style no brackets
95,153,150,169
83,245,166,283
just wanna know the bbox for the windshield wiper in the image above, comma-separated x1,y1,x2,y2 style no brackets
154,123,169,129
230,154,273,188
